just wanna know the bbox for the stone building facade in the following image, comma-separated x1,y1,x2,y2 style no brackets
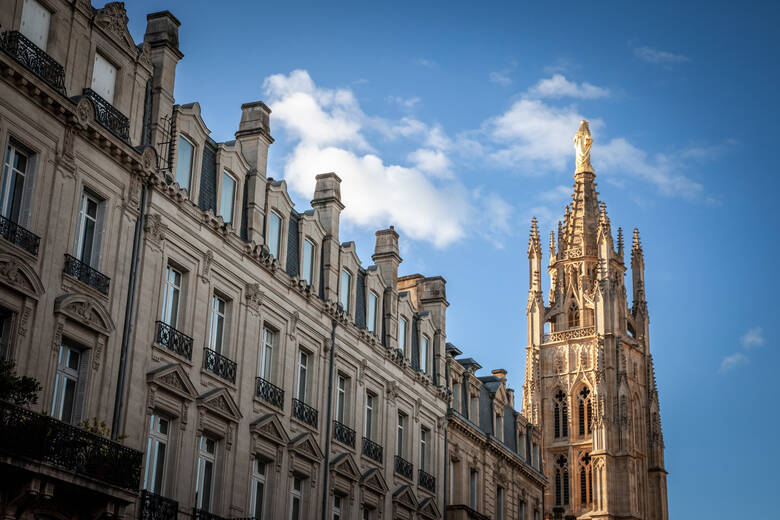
0,1,460,519
521,122,669,520
445,348,546,520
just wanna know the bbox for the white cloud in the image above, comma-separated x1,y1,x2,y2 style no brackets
634,46,689,65
388,96,421,109
740,327,764,349
719,352,748,373
489,71,513,86
527,74,610,99
417,58,436,68
264,70,511,248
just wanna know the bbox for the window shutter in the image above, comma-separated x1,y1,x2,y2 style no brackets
72,348,90,424
92,199,107,268
21,0,51,50
19,154,36,228
91,54,117,104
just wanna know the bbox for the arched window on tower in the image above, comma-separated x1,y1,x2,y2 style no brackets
579,452,593,507
578,387,592,436
554,389,568,438
568,302,580,328
555,454,569,506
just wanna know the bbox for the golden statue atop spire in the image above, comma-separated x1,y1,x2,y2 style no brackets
574,120,594,173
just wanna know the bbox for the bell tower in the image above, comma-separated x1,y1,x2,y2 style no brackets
522,121,668,520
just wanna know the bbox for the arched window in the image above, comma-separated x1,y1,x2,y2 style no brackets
555,455,569,506
553,389,568,438
578,387,592,436
579,453,593,506
568,302,580,328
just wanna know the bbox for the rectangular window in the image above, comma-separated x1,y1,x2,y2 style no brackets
51,340,85,424
267,211,281,258
296,350,308,402
195,435,216,511
469,395,477,422
20,0,51,50
249,458,266,519
75,190,104,268
399,317,407,355
302,238,314,285
519,500,525,520
289,475,303,520
451,382,460,413
496,413,503,442
534,510,539,520
143,414,169,493
367,291,378,333
175,136,194,191
340,269,351,312
336,374,347,424
1,141,32,224
220,172,236,224
497,486,504,520
91,53,117,104
449,460,455,504
208,294,226,354
420,427,430,472
469,469,478,510
0,309,13,359
364,392,375,439
161,265,182,327
259,327,274,381
396,412,406,458
421,335,429,374
332,495,342,520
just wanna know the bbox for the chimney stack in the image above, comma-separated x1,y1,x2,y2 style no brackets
143,11,183,149
236,101,274,243
311,173,344,301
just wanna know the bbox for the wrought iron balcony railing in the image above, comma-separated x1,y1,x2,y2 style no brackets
63,254,110,295
80,88,130,142
292,398,318,428
394,455,413,480
0,399,142,489
192,509,227,520
362,437,383,463
333,420,356,448
419,468,436,493
155,321,193,360
256,376,284,410
0,215,40,256
140,490,179,520
203,347,237,383
0,30,66,95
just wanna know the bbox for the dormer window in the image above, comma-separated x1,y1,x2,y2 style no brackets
367,291,378,333
420,335,429,374
340,269,351,312
20,0,51,51
495,413,503,442
175,136,194,192
91,53,117,104
267,211,281,258
399,317,408,355
219,171,236,224
302,238,314,285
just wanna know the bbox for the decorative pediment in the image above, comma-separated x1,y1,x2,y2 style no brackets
418,496,441,519
197,387,242,423
92,2,139,57
330,452,360,482
54,293,115,334
0,253,44,298
288,431,323,462
250,413,290,446
147,363,197,401
361,468,388,495
392,485,418,510
493,384,509,406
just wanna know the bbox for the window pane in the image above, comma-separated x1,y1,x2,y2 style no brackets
421,336,428,373
220,173,236,224
91,53,116,104
268,212,281,258
253,481,265,517
302,239,314,285
367,292,377,333
175,137,194,191
153,441,166,491
399,318,407,353
340,270,350,312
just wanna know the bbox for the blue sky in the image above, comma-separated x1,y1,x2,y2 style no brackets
127,1,779,516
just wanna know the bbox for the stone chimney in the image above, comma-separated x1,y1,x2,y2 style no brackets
373,226,402,349
492,368,507,382
311,173,344,301
236,102,274,243
143,11,183,148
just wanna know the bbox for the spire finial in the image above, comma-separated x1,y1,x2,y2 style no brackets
617,227,624,257
574,120,594,173
632,227,643,255
528,217,542,256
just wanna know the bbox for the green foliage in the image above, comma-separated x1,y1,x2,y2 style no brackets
78,417,111,437
0,357,41,406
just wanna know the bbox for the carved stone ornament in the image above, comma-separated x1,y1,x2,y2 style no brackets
245,283,264,312
137,41,152,68
144,214,167,245
76,97,93,128
200,249,214,281
93,2,138,56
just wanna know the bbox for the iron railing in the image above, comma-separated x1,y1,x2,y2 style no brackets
63,254,110,295
203,348,237,383
80,88,130,141
155,321,193,360
256,376,284,410
394,455,413,480
419,468,436,492
0,215,40,256
292,398,318,428
0,399,142,489
140,490,178,520
0,30,66,95
192,509,227,520
362,437,383,463
333,420,356,448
